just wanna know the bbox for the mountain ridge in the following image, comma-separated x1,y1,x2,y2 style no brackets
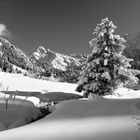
0,39,85,74
30,46,84,71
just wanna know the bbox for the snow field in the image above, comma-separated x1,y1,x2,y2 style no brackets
0,72,140,139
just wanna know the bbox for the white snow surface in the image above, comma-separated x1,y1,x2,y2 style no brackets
0,72,140,139
0,72,79,94
0,72,82,105
0,98,140,140
105,87,140,99
0,71,140,103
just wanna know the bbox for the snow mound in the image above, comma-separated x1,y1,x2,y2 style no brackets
0,98,41,131
0,99,139,140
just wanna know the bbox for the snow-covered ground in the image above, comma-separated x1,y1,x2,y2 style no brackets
105,87,140,99
0,72,82,105
0,98,41,131
0,72,79,94
1,72,140,101
0,72,140,140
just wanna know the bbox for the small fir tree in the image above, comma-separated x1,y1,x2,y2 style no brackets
76,18,140,96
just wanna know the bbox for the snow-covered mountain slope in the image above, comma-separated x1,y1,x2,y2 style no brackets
0,37,33,71
0,38,85,74
32,46,83,71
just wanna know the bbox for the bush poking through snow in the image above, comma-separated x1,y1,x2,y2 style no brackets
76,18,140,96
36,101,55,118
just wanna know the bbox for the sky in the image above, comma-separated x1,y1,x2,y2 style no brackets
0,0,140,55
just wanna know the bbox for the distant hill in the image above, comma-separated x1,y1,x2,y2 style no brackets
123,32,140,71
124,32,140,60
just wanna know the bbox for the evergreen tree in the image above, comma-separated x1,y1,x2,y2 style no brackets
76,18,140,96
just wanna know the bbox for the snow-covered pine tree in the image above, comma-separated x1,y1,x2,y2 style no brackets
76,18,140,97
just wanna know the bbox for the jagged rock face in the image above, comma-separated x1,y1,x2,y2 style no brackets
32,46,83,71
33,46,47,60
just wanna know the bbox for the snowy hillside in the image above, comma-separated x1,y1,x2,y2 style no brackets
0,37,33,71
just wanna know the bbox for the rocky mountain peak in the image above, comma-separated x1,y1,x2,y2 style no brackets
32,46,82,71
33,46,48,60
